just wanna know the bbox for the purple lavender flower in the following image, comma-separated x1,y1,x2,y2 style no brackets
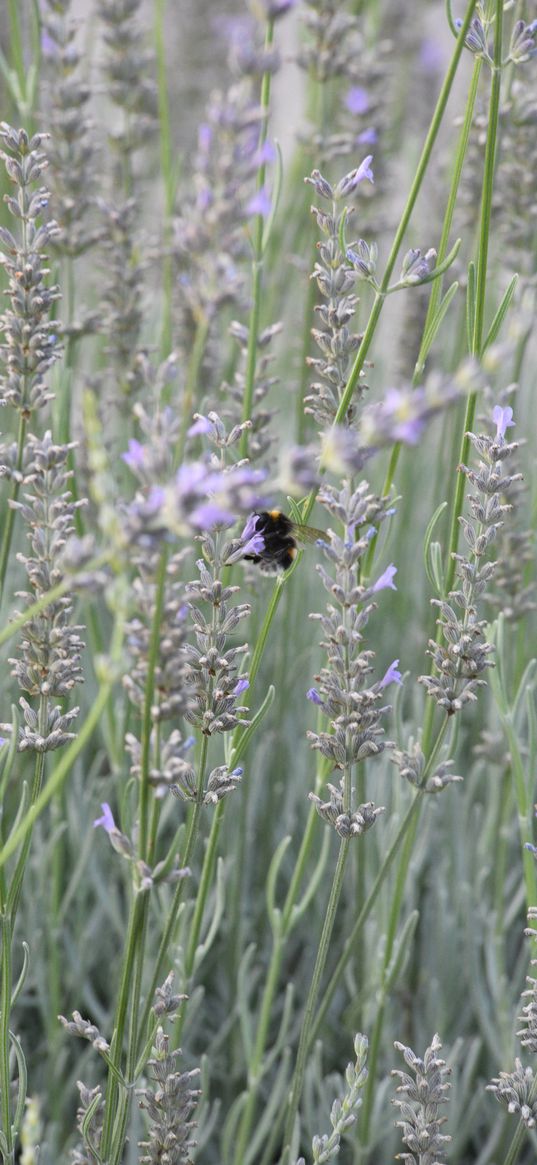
255,141,277,165
372,564,397,593
240,512,265,550
93,802,116,833
187,415,213,437
419,36,445,73
260,0,296,16
122,438,147,470
307,687,323,706
234,679,250,696
198,123,212,153
335,156,374,197
246,186,272,218
492,404,515,442
357,128,378,145
189,502,236,529
345,86,370,115
0,737,6,747
379,660,403,688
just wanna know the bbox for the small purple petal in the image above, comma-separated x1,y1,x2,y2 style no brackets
357,127,378,145
146,485,166,512
234,678,250,696
307,687,323,706
246,186,272,218
93,802,116,833
122,439,146,470
189,502,236,530
198,123,212,152
345,86,370,115
241,513,261,541
492,404,515,442
380,660,403,689
419,36,445,72
355,154,374,184
255,141,277,165
187,414,213,437
372,564,397,593
231,766,244,776
0,736,6,747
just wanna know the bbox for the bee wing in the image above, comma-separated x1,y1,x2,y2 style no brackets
291,523,325,545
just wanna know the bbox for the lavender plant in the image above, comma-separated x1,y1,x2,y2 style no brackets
0,2,536,1164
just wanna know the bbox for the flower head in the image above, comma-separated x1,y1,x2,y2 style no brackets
345,86,369,115
380,660,403,688
246,186,272,218
93,803,116,834
372,564,397,593
492,404,515,443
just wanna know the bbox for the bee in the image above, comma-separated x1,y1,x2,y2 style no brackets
243,509,325,572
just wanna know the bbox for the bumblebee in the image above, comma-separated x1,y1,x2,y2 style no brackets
244,509,325,572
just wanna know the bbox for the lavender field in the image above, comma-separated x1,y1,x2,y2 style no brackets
0,1,536,1162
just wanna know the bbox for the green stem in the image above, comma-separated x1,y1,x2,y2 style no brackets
443,0,504,602
0,416,27,604
0,913,14,1162
138,548,168,860
100,892,147,1160
363,52,484,583
281,835,350,1164
0,550,111,654
234,797,326,1162
239,18,275,461
331,0,479,435
154,0,175,358
310,724,448,1044
176,316,209,466
135,734,211,1051
0,671,118,875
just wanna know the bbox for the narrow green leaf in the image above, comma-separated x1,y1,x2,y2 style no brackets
423,501,448,593
482,274,519,352
415,281,459,375
466,260,476,353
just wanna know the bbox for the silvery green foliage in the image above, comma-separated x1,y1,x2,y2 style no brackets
298,0,361,82
59,1012,110,1057
138,1028,201,1165
392,1033,451,1165
40,0,101,259
487,908,537,1128
306,480,393,832
309,782,384,838
152,972,186,1020
0,125,61,416
297,0,394,170
0,430,86,754
488,1060,537,1128
419,411,522,715
122,549,193,722
296,1034,368,1164
223,320,281,464
173,78,265,329
97,0,158,149
183,544,251,738
390,740,463,794
305,170,368,428
70,1082,104,1165
481,393,536,623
